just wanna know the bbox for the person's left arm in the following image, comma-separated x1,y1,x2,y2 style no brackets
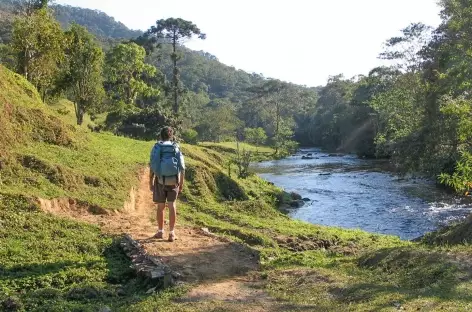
149,145,159,191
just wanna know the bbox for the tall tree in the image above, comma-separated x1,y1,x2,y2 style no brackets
247,80,301,155
60,23,105,125
379,22,432,73
147,18,206,114
11,7,64,99
105,42,159,106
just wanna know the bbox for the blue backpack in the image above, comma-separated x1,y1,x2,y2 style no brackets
150,142,181,183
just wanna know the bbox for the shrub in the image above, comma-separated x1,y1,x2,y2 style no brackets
182,129,198,145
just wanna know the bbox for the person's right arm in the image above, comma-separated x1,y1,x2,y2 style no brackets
178,151,186,192
149,169,154,192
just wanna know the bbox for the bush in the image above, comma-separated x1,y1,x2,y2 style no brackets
182,129,198,145
105,107,179,140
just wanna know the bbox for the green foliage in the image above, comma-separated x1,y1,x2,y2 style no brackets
195,104,242,142
304,3,472,187
60,23,105,125
181,128,198,145
147,18,206,114
0,43,15,68
11,7,64,99
105,106,178,140
230,142,253,179
244,127,267,147
105,42,159,106
439,151,472,194
246,79,306,155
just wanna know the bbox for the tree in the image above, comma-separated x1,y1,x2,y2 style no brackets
11,7,64,100
60,24,105,125
196,104,242,142
247,80,305,155
105,42,159,106
244,127,267,147
379,22,432,73
147,18,206,114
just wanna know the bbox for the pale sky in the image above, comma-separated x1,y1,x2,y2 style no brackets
56,0,442,87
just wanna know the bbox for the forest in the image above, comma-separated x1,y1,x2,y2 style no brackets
1,0,472,194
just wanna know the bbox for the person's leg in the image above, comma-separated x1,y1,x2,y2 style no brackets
167,186,179,242
168,201,177,232
153,181,166,239
157,203,166,231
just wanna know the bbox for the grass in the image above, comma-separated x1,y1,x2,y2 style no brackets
3,64,472,311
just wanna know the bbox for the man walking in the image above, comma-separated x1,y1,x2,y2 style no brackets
149,126,185,242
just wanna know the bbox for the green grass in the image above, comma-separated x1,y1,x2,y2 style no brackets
47,99,108,129
199,141,275,161
0,194,142,311
3,64,472,311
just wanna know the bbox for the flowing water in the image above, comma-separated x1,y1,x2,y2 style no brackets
253,148,472,240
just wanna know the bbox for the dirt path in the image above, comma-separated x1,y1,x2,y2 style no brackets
39,169,287,311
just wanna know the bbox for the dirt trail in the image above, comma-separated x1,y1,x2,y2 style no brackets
39,169,286,311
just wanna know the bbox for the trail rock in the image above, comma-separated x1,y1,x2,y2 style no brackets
302,198,311,202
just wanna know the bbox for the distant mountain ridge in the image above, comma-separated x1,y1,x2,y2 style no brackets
52,4,143,39
0,1,143,40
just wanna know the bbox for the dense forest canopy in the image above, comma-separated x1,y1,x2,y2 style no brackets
2,0,472,193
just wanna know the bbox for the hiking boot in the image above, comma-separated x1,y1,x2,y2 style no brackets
168,232,177,242
154,231,164,239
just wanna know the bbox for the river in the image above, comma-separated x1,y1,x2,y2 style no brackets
253,148,472,240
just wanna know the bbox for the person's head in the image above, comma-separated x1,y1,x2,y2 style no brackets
160,126,174,141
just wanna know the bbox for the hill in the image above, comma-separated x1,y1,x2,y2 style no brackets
52,4,143,40
3,63,472,311
0,1,142,40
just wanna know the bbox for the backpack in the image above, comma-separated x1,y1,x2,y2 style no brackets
150,142,181,186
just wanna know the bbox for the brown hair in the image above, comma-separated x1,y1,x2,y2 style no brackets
160,126,174,141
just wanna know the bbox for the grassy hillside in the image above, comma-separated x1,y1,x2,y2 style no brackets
2,64,472,311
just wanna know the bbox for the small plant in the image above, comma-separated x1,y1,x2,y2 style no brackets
232,141,253,179
439,151,472,194
57,107,70,116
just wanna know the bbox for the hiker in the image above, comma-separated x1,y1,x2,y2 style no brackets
149,126,185,242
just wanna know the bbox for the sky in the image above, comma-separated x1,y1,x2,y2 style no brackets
56,0,442,87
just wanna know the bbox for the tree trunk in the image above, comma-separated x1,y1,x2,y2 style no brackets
23,49,29,81
77,108,84,125
172,35,179,114
275,101,280,155
74,102,85,125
